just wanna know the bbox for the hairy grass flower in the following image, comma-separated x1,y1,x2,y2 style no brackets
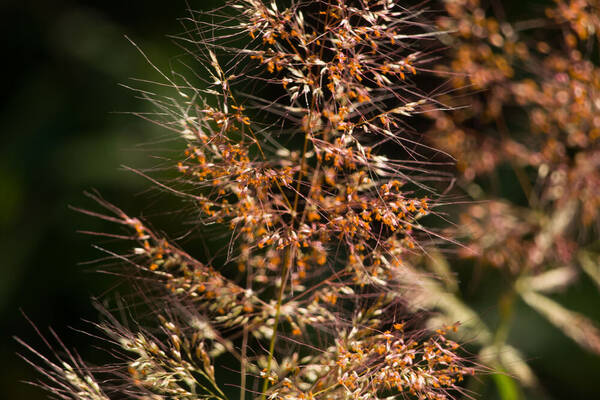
19,1,478,400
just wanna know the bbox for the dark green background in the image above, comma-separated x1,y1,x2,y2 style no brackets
1,1,598,399
0,1,221,398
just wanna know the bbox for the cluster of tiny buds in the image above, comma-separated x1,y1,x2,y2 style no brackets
21,2,477,400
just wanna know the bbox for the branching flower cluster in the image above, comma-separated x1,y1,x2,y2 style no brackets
20,1,475,400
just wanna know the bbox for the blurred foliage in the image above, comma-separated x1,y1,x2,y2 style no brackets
413,0,600,398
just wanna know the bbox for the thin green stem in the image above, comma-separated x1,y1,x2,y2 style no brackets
494,287,516,348
260,247,294,400
240,260,252,400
